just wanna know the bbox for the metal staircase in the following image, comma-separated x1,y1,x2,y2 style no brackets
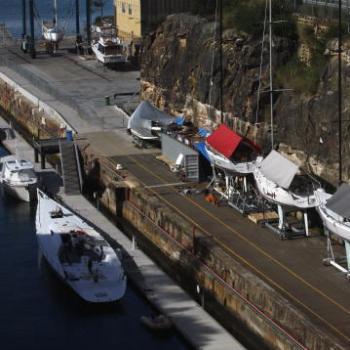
59,141,82,195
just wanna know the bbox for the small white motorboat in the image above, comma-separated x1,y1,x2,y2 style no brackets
92,35,128,65
0,155,37,202
36,189,127,303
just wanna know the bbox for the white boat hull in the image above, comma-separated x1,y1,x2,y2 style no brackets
36,191,127,303
43,31,64,43
315,189,350,241
206,147,257,175
254,168,318,209
2,182,36,202
92,44,128,65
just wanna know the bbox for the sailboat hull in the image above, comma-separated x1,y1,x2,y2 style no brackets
2,182,36,202
254,168,318,209
35,190,127,303
206,147,257,175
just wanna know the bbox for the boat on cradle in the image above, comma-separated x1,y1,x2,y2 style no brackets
315,185,350,241
42,0,64,43
315,185,350,277
254,150,320,209
205,124,261,175
42,22,64,43
91,24,128,65
0,155,37,202
36,190,127,302
127,100,174,142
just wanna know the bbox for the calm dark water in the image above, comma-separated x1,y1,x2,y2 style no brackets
0,0,114,38
0,145,190,350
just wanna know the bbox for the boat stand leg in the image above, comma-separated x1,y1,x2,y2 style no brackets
207,165,217,189
345,240,350,279
323,230,349,275
303,211,309,237
277,205,284,231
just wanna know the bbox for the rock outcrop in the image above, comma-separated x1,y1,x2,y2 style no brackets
141,13,349,185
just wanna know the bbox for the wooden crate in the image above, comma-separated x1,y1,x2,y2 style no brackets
248,211,279,224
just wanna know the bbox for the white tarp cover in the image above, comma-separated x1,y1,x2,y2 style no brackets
326,184,350,219
259,150,299,189
127,100,174,131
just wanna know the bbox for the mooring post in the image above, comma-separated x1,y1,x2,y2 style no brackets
40,152,46,169
34,148,39,163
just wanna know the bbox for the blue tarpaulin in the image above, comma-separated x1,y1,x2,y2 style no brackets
175,116,185,125
195,142,211,163
198,128,210,137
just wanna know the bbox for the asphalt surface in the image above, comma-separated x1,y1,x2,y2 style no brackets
112,152,350,347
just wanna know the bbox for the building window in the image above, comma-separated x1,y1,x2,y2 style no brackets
122,2,126,13
128,4,132,16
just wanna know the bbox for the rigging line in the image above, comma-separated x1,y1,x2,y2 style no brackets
208,0,220,113
255,0,269,124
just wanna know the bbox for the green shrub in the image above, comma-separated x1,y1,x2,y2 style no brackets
275,53,326,95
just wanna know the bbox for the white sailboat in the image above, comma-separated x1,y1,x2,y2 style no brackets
313,1,350,277
315,185,350,242
0,155,37,202
252,0,322,235
36,190,127,302
42,0,64,43
254,150,319,209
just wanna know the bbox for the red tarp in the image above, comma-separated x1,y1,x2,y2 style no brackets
206,124,242,158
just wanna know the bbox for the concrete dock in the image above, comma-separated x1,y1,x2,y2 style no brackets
1,45,350,349
0,116,244,348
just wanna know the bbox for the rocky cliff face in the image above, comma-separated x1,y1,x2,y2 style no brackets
141,13,348,185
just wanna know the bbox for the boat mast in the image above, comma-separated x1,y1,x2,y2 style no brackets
75,0,80,39
29,0,36,59
22,0,27,39
338,0,343,184
219,0,224,124
269,0,274,150
86,0,91,46
53,0,58,27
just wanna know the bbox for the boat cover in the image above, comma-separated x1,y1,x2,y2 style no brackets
259,150,299,189
206,124,242,158
194,142,211,162
127,101,174,131
326,184,350,219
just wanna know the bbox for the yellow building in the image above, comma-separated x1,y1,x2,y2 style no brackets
115,0,191,42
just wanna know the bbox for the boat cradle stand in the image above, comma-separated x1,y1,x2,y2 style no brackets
208,166,263,215
323,229,350,280
264,204,310,240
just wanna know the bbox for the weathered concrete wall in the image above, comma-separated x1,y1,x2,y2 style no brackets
0,79,62,138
